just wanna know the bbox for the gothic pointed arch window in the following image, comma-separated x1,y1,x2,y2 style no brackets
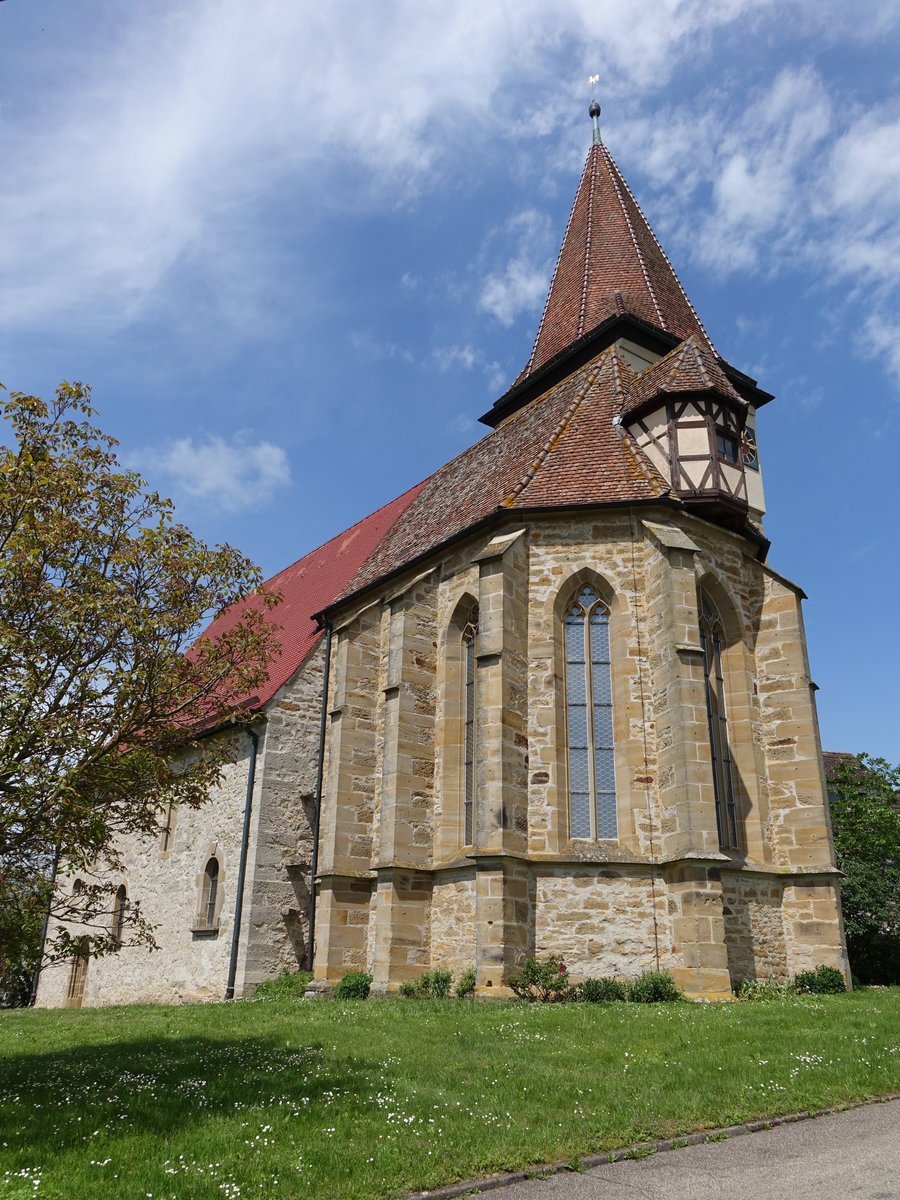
462,612,478,846
699,592,739,849
565,584,617,839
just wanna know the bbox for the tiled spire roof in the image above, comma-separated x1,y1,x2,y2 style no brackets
622,334,745,419
516,139,713,384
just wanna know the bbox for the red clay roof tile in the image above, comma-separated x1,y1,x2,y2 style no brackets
199,482,424,716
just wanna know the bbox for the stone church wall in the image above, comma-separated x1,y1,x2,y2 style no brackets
237,643,325,993
534,866,671,980
312,504,850,997
36,726,261,1008
36,646,325,1009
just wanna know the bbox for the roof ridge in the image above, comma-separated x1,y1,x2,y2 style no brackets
501,358,603,506
265,478,429,585
600,143,666,332
578,145,599,339
602,147,715,353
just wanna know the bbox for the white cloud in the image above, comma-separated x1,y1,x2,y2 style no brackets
0,0,847,336
478,209,554,327
432,343,507,392
433,344,478,372
139,433,291,512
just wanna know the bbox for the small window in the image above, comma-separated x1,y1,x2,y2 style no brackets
715,429,739,464
159,801,176,852
200,858,219,929
112,885,127,946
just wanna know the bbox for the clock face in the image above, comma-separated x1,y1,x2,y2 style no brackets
741,425,759,471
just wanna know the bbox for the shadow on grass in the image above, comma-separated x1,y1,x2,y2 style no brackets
0,1029,364,1150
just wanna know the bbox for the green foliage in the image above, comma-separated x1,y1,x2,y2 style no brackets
0,383,279,960
333,971,372,1000
734,976,797,1002
428,969,453,999
827,753,900,984
508,955,570,1002
0,874,47,1006
398,969,455,999
579,976,628,1003
253,969,313,999
794,964,847,995
455,967,476,998
626,971,682,1004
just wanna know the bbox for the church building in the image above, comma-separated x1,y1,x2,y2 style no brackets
36,107,849,1007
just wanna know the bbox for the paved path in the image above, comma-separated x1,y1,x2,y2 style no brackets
432,1101,900,1200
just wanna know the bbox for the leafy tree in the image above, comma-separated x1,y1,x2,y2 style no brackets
1,383,279,966
827,753,900,984
0,873,47,1006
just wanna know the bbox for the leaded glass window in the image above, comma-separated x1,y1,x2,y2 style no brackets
463,618,477,845
699,593,739,849
565,585,617,839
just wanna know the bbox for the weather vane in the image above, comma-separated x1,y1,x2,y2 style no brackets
589,74,602,144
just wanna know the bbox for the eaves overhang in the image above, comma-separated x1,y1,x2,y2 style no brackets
314,494,769,627
481,313,773,430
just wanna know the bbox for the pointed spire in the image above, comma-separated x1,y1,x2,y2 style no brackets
515,112,714,385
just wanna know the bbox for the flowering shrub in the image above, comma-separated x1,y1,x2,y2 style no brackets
508,955,570,1002
794,964,847,995
333,971,372,1000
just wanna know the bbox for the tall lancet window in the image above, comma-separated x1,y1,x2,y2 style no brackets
699,593,739,849
565,585,617,839
463,614,478,845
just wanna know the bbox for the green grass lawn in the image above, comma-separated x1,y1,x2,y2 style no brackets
2,990,900,1200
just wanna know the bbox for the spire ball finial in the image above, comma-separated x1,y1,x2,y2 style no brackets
588,75,601,143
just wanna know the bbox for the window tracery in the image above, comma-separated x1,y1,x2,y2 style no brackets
564,585,616,839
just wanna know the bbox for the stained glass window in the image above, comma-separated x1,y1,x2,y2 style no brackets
565,586,617,839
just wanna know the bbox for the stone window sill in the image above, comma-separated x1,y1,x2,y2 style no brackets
190,922,220,938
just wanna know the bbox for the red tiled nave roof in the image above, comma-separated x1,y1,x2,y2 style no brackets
199,482,424,713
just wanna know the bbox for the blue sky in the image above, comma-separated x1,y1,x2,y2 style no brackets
1,0,898,760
